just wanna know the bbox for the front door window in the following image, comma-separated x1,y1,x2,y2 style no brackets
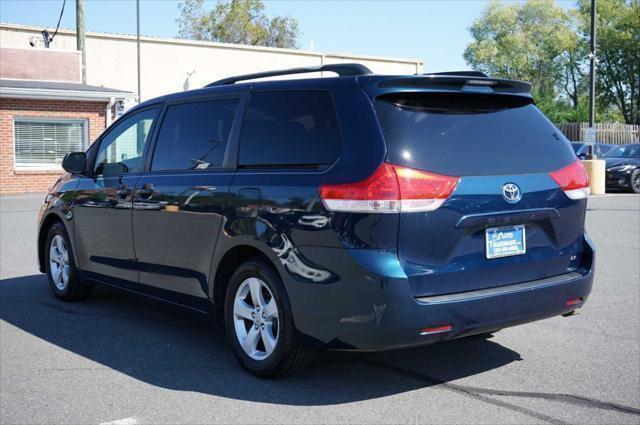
94,108,158,176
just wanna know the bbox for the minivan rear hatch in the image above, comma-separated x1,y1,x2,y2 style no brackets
368,85,588,298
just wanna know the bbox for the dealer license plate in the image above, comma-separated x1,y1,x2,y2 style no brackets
485,225,526,259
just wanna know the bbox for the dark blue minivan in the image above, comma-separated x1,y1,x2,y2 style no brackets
38,64,595,377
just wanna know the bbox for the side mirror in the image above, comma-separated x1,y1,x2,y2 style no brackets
62,152,86,175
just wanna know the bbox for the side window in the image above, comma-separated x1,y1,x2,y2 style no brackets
239,91,341,167
151,99,238,171
94,108,159,175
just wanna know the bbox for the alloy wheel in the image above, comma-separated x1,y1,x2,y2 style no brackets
233,277,279,360
49,234,70,291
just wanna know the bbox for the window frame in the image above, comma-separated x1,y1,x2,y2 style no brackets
237,89,343,171
146,93,245,174
13,117,89,171
88,104,162,177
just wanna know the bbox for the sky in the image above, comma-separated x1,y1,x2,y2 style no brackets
0,0,577,72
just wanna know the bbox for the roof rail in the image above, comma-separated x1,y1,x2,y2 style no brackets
423,71,489,78
206,63,372,87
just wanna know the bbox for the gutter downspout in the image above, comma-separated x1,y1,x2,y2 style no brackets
105,97,116,128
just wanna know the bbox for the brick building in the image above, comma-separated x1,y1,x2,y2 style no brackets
0,47,134,194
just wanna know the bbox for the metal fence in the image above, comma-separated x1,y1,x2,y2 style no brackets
556,122,640,145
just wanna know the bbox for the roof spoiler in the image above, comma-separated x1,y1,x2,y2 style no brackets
378,75,532,96
423,71,489,78
206,63,372,87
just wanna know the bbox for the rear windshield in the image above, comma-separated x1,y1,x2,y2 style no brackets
375,93,576,176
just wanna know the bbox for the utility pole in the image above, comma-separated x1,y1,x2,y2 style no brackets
587,0,597,157
583,0,606,196
136,0,141,102
76,0,86,84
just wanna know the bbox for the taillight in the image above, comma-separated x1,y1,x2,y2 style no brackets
394,166,460,212
319,163,459,213
548,159,590,200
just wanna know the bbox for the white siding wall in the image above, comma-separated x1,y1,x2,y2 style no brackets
0,23,423,101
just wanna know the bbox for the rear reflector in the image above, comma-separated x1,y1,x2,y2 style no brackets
319,163,459,213
549,160,590,200
566,297,583,307
420,324,453,335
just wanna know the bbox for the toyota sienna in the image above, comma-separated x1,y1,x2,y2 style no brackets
38,64,595,377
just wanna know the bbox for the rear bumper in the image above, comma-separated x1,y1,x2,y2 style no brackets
286,233,594,351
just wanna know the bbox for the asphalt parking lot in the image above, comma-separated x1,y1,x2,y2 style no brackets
1,193,639,425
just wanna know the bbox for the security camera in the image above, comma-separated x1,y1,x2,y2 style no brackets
41,30,51,48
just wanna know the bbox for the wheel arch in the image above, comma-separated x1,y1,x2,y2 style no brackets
38,212,68,273
210,242,284,323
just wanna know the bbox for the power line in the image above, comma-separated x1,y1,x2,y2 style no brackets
38,0,65,48
50,0,66,42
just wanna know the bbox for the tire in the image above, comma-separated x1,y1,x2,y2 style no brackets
631,169,640,194
44,222,93,301
224,259,314,378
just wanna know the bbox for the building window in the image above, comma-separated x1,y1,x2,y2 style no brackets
14,118,88,169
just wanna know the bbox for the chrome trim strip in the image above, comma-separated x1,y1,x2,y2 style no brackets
416,271,583,304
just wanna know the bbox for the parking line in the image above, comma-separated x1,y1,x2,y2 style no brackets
99,418,139,425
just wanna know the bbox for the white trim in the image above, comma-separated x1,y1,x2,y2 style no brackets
14,164,63,171
0,86,136,102
14,116,89,125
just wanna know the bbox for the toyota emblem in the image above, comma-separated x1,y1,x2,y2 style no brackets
502,183,522,204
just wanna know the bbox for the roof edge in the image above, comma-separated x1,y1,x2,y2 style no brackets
0,86,136,102
0,22,424,66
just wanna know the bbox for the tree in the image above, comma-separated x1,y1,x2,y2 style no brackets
464,0,639,125
464,0,577,99
577,0,640,125
559,9,588,110
177,0,300,49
